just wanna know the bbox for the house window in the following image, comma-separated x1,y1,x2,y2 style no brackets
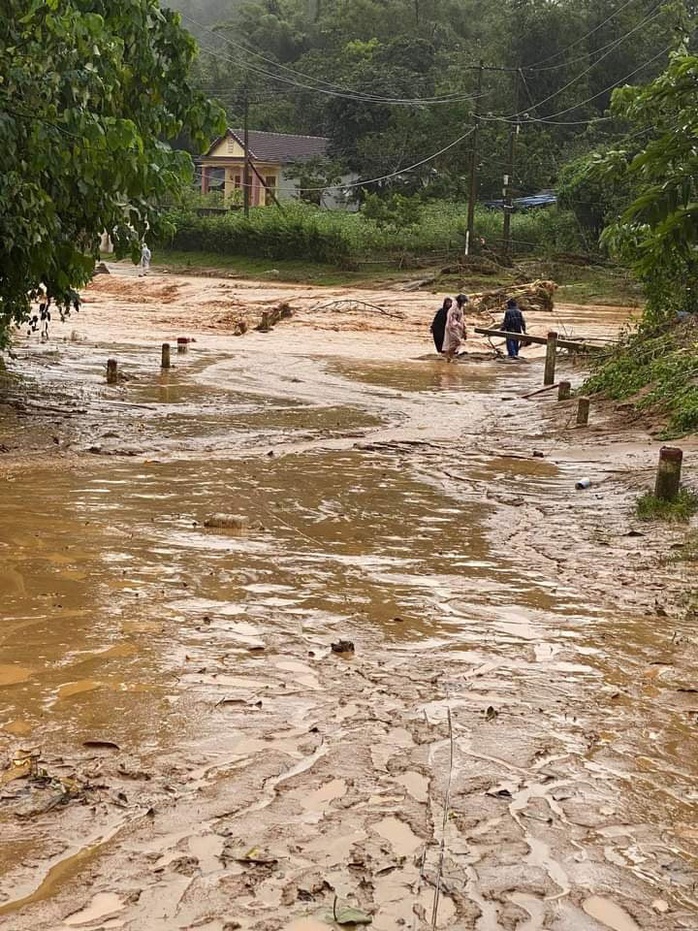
264,175,277,206
234,174,242,189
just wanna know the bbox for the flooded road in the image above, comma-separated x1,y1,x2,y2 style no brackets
0,273,696,930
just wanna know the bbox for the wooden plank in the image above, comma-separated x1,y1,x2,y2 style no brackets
474,327,546,345
473,327,601,351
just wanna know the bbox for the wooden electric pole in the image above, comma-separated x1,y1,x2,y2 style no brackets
466,60,484,254
243,87,251,217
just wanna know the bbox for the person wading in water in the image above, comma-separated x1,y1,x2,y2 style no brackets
442,297,466,362
430,297,452,355
502,297,527,359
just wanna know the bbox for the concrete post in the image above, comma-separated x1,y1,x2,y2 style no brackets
161,343,171,369
576,397,590,426
558,381,571,401
655,446,683,501
544,331,558,386
106,359,118,384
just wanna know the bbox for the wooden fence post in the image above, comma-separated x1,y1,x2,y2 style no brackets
106,359,118,384
544,331,558,385
576,397,590,426
655,446,683,501
161,343,171,369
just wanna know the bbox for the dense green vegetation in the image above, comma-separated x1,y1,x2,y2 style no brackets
584,321,698,436
636,488,698,522
0,0,223,346
164,200,584,267
166,0,688,201
578,49,698,436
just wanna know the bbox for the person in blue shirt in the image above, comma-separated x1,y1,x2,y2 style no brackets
502,298,526,358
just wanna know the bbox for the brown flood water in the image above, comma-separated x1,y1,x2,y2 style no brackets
0,275,696,930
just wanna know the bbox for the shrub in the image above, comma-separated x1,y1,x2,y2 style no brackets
636,488,698,523
162,198,587,267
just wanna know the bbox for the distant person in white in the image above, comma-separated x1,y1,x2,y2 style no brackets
139,243,151,276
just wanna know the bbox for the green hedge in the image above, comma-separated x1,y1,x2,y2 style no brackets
163,201,587,267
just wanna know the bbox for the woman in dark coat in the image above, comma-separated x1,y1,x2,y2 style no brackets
430,297,452,354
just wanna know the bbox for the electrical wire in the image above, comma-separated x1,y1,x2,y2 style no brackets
290,125,477,193
515,0,646,69
479,42,671,129
183,12,484,106
485,3,665,123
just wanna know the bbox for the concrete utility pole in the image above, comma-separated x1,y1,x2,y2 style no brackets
502,122,519,258
243,86,251,217
466,60,484,254
502,69,521,259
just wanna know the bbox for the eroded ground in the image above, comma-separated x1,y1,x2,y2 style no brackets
0,270,696,931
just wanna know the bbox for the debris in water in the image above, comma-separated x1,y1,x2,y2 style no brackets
575,478,592,490
82,739,120,751
203,513,250,530
1,749,39,785
222,844,279,867
331,640,355,655
329,899,372,926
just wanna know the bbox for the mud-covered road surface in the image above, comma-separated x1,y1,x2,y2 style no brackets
1,269,697,931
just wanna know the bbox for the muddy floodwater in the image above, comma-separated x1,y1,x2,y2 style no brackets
0,272,696,931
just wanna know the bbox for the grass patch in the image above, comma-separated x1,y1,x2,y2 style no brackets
155,248,636,307
152,249,402,287
583,320,698,437
636,488,698,522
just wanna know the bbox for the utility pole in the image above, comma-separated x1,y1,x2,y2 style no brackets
466,59,484,255
243,86,251,217
502,69,520,260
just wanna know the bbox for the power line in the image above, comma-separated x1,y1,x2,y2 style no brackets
497,45,673,125
490,3,665,123
183,12,484,106
516,0,646,69
289,126,478,193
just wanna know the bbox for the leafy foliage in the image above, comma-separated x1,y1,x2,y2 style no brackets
597,50,698,320
0,0,224,345
284,156,345,205
164,199,584,267
636,488,698,522
362,193,422,230
173,0,684,203
583,321,698,437
557,150,634,244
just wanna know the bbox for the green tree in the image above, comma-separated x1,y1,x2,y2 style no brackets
557,149,634,243
600,49,698,318
0,0,224,346
361,192,422,229
284,157,345,205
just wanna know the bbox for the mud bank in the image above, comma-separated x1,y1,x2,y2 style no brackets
0,272,696,931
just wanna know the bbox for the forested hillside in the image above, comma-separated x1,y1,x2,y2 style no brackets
165,0,691,199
